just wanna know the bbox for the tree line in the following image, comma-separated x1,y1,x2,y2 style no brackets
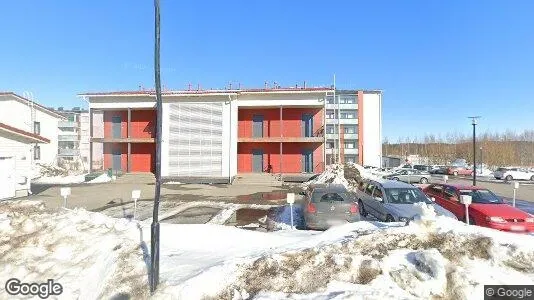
383,129,534,168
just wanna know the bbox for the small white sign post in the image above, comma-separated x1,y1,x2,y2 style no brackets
460,195,472,225
132,190,141,220
60,187,71,208
443,175,449,183
286,193,295,230
512,181,519,207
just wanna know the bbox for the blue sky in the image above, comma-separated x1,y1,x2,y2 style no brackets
1,0,533,140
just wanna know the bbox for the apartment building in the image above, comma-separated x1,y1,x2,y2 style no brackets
325,90,382,167
54,107,90,169
81,86,382,182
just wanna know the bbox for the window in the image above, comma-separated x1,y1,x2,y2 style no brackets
68,115,75,122
33,122,40,135
326,142,334,149
34,145,40,160
344,141,356,149
344,155,357,163
385,188,432,204
326,96,337,104
339,96,356,104
364,183,375,196
372,187,384,200
325,110,337,119
340,111,356,119
344,125,357,134
458,189,504,204
429,185,444,195
444,186,458,200
325,125,337,134
319,193,345,202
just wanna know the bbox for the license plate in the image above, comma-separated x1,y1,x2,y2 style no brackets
511,225,525,231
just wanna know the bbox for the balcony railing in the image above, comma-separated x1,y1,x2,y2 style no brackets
58,121,79,128
58,135,79,141
58,149,80,156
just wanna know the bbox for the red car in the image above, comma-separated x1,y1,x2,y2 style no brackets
447,166,473,176
423,183,534,233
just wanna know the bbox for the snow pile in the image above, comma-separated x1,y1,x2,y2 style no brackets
302,163,380,192
1,201,534,300
34,174,87,184
87,173,113,184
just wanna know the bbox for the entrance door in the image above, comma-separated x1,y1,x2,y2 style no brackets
252,149,263,173
302,149,313,173
301,114,313,137
252,115,263,137
112,148,122,171
112,116,122,138
0,157,16,199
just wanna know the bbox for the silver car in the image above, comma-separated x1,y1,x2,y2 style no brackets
302,184,360,230
356,179,456,222
385,169,431,184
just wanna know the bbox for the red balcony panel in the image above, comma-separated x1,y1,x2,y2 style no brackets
238,108,323,138
131,110,156,138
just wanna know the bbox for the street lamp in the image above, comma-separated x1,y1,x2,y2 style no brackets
468,116,481,186
479,147,483,175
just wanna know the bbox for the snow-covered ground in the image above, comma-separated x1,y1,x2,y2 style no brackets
32,173,113,185
1,200,533,300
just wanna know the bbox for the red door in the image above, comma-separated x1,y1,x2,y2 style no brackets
440,186,465,220
131,144,155,173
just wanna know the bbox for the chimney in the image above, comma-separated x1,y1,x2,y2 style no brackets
303,81,306,89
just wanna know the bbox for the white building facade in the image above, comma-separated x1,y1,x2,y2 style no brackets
0,92,64,166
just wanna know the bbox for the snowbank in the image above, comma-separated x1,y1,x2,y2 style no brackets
1,201,533,300
33,174,88,184
302,163,380,192
87,173,113,184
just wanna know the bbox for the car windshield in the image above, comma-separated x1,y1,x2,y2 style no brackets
459,189,504,204
384,188,433,204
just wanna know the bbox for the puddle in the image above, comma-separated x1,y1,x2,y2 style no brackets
234,208,270,226
161,206,221,224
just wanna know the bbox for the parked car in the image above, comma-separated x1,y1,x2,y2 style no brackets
493,167,534,181
423,183,534,233
429,165,448,174
447,166,473,176
356,179,457,222
385,169,431,184
302,184,360,230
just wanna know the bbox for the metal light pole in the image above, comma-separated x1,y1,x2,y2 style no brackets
479,147,483,175
468,117,480,186
150,0,163,293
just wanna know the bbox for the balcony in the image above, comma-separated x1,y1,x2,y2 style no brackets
58,121,79,128
326,103,358,110
58,149,80,156
238,136,323,143
325,118,358,125
58,135,79,141
343,133,358,140
91,137,155,143
344,148,359,155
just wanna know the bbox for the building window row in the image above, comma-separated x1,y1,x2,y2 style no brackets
326,95,357,104
326,124,358,134
326,109,358,119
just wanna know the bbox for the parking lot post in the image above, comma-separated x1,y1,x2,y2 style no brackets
512,181,519,207
132,190,141,220
460,195,472,224
443,175,448,183
60,187,71,208
287,193,295,229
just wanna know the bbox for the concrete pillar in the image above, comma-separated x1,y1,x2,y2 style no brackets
89,108,93,172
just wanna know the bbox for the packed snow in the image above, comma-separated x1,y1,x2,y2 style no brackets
87,173,113,184
302,163,380,192
33,174,88,184
1,200,533,300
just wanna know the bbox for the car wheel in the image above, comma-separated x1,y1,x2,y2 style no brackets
530,175,534,181
420,177,429,184
358,200,367,217
505,175,513,182
453,171,458,176
385,215,395,222
392,177,400,181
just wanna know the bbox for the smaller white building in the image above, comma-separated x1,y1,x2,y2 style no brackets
0,123,50,199
0,92,65,165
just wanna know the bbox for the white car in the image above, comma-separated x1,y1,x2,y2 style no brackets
494,167,534,181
